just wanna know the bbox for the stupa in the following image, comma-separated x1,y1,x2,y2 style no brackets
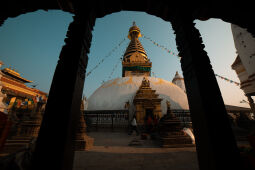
87,22,195,143
88,22,189,117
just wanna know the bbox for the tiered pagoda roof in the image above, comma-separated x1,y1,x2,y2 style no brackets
123,22,148,61
0,66,47,99
122,22,152,77
2,68,32,83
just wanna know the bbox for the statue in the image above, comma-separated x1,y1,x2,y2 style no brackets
165,100,174,118
158,100,194,147
81,96,88,110
141,77,150,88
124,101,130,109
166,100,171,109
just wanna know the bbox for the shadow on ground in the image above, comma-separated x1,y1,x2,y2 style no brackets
73,132,199,170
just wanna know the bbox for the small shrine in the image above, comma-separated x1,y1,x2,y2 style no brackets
158,101,194,147
0,103,44,155
133,77,162,125
74,98,94,151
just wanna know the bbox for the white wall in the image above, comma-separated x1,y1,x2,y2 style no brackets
231,24,255,95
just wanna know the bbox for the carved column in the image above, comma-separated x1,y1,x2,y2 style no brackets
74,111,94,151
30,12,95,170
0,61,7,114
17,111,42,138
171,14,242,170
247,94,255,117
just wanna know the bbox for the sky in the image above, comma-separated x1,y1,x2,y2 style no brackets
0,10,250,108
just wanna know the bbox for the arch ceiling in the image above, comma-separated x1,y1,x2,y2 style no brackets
0,1,254,36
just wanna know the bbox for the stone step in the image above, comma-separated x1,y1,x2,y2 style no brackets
160,136,193,146
160,137,191,140
3,143,28,147
0,143,28,155
161,144,195,148
160,134,188,138
235,136,248,141
2,143,27,150
6,139,31,144
11,136,33,140
161,141,193,145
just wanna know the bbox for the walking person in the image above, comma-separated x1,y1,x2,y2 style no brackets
128,115,139,135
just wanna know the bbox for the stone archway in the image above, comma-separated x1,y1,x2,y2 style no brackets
1,2,255,36
1,2,253,170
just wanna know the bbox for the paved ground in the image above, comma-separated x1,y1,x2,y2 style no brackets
73,132,199,170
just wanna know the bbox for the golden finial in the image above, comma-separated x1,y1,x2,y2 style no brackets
125,101,130,109
128,22,141,40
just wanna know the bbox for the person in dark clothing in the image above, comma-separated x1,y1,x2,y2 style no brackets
146,115,153,133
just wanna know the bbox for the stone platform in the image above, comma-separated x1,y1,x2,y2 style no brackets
73,132,199,170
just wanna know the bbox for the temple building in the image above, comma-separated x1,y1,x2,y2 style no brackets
0,61,7,113
231,24,255,114
0,61,47,107
0,61,49,155
87,22,189,124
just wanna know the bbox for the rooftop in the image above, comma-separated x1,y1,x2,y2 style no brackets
1,68,32,83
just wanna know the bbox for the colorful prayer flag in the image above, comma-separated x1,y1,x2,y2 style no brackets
8,97,16,109
17,100,22,108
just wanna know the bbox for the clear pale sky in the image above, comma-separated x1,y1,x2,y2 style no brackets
0,10,250,108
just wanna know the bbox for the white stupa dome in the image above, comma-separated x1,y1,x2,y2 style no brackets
87,76,189,115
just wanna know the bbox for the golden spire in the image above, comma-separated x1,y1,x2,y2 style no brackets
123,22,148,62
122,22,152,77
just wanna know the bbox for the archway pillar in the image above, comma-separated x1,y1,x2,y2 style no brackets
30,12,95,170
171,15,242,170
247,94,255,116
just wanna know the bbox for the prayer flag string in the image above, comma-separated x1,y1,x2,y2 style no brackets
152,71,157,78
141,34,240,86
215,74,240,86
141,34,181,59
86,35,240,87
85,38,126,78
105,57,122,82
